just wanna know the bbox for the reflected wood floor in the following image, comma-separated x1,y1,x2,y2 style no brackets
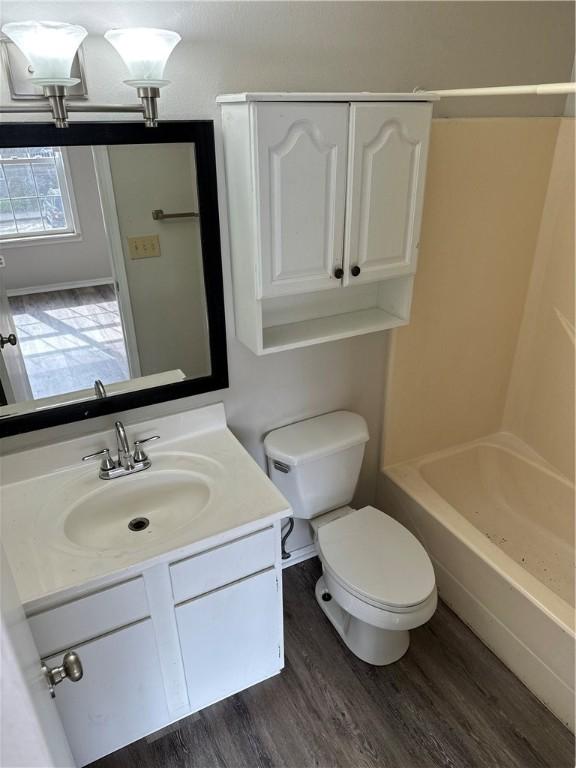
92,559,574,768
9,284,129,399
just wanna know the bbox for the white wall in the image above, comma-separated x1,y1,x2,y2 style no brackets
2,1,573,121
0,1,574,552
2,147,112,291
0,544,74,768
107,143,210,379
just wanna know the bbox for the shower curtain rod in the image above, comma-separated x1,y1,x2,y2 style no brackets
421,83,576,97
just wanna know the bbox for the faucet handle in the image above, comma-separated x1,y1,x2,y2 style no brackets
133,435,160,463
82,448,115,472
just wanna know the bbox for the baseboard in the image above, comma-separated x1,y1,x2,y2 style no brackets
434,557,575,731
7,278,114,297
282,543,317,569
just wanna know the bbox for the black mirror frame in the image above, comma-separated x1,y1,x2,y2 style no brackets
0,121,228,438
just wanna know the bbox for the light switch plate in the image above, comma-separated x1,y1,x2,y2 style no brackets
128,235,161,260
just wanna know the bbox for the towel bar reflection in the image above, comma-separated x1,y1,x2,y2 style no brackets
151,209,200,221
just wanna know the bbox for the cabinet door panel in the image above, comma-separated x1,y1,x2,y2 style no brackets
45,619,167,766
254,103,349,298
176,568,281,712
344,103,432,285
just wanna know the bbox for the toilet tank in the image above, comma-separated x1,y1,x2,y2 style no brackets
264,411,369,520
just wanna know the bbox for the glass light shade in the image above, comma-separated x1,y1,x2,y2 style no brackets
1,21,87,86
104,27,181,88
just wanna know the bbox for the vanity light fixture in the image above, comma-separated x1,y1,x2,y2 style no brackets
1,21,87,126
104,27,181,127
0,21,181,127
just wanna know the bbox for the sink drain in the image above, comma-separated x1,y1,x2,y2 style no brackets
128,517,150,532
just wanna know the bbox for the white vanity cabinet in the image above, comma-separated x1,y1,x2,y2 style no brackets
218,93,435,355
176,568,281,712
29,576,163,766
26,523,284,766
43,619,168,767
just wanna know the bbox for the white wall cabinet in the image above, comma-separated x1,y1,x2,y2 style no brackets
343,103,431,285
27,524,284,766
219,93,435,354
255,103,349,298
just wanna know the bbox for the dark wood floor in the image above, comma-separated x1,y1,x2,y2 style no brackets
92,559,574,768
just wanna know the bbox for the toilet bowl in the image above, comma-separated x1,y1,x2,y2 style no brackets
265,411,437,665
313,505,437,664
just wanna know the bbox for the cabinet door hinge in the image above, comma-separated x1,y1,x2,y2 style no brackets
278,644,281,659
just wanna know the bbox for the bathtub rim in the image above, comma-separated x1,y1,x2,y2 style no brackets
383,432,575,636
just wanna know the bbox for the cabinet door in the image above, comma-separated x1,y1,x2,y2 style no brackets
176,568,281,712
344,103,432,285
254,103,349,298
45,619,167,766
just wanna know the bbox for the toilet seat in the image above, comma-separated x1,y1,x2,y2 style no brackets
317,506,436,611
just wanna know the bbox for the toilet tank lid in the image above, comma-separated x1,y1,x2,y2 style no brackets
264,411,369,466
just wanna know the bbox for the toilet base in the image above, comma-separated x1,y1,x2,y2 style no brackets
315,575,410,665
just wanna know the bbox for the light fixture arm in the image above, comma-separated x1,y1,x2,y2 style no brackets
137,86,160,128
41,84,68,127
0,85,159,127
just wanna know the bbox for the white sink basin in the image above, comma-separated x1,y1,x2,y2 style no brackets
1,404,293,604
39,452,224,555
64,470,210,551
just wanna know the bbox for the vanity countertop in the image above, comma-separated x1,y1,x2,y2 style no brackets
0,403,291,608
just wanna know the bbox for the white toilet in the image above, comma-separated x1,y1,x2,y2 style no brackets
265,411,437,666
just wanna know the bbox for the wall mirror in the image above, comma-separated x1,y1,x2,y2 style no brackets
0,121,227,437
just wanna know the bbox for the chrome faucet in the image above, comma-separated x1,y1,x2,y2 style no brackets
81,421,160,480
115,421,133,470
94,379,107,399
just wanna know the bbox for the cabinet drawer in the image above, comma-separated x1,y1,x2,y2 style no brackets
29,577,149,658
170,526,276,604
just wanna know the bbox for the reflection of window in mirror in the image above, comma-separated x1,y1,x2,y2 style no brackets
0,147,78,242
0,145,130,404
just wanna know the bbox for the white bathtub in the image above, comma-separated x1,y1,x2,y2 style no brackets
378,432,575,730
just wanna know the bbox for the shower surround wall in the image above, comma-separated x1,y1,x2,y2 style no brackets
503,119,575,481
378,117,575,727
381,118,562,466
